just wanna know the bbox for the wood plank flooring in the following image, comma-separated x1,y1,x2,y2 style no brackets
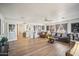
8,34,70,56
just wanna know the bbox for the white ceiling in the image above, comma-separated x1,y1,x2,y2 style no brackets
0,3,79,23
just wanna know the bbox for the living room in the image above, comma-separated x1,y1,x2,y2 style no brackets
0,3,79,56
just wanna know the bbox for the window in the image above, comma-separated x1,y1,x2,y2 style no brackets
9,24,15,32
71,23,79,33
42,26,44,30
46,26,49,31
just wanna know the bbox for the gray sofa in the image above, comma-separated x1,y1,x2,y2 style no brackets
52,32,70,43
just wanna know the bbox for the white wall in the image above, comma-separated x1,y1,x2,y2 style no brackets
0,14,5,41
0,14,4,34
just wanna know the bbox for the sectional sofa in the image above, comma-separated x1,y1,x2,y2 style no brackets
52,32,71,43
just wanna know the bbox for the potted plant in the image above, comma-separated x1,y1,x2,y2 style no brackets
0,37,8,46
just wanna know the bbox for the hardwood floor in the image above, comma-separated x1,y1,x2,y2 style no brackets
8,34,70,56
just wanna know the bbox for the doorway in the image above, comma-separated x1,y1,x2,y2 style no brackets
17,24,26,40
